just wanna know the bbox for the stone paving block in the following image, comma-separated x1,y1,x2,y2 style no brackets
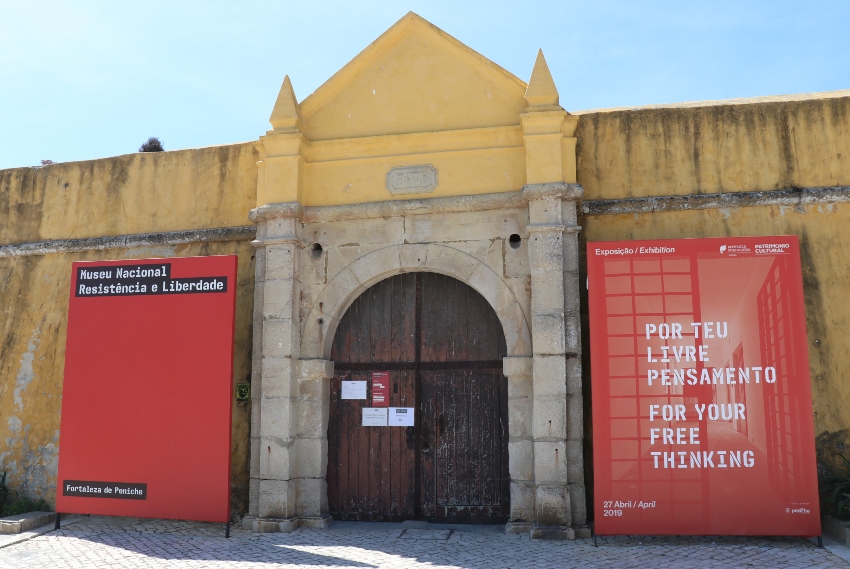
399,529,452,540
0,515,847,568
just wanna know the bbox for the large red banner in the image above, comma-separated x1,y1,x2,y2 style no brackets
56,256,237,523
588,236,820,536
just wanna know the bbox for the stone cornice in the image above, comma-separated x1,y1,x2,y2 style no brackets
580,185,850,216
249,202,304,223
0,226,255,258
522,182,584,202
300,191,526,223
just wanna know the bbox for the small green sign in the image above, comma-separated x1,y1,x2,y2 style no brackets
236,383,250,401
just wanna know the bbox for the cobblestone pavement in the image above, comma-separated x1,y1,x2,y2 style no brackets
0,516,848,569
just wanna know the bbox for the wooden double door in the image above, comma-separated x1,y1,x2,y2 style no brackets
328,272,510,522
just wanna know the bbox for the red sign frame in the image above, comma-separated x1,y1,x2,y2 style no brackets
588,236,820,536
371,371,390,407
56,255,237,523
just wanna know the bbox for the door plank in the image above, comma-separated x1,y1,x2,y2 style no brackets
468,371,482,507
419,370,436,518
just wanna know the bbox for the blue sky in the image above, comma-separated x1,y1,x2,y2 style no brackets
1,0,848,169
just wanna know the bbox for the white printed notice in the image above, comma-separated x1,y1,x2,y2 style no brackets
362,408,388,427
388,407,415,426
341,381,367,400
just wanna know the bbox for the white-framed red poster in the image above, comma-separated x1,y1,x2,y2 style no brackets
587,236,820,536
56,255,237,523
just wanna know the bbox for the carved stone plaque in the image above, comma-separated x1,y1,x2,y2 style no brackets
385,165,438,195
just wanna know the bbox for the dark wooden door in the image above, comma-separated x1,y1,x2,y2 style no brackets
328,272,509,522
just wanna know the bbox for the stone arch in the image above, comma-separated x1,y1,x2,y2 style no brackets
300,243,532,360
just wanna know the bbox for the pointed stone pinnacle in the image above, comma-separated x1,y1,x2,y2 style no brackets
269,75,302,131
525,49,560,108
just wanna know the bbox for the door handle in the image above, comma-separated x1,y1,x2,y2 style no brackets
421,442,431,453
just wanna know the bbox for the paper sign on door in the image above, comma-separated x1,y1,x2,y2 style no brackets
362,408,388,427
371,372,390,407
341,381,367,400
389,407,414,427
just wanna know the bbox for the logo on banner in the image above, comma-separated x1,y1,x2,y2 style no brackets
719,244,751,256
756,243,791,255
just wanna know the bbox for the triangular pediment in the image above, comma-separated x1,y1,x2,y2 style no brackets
299,12,528,141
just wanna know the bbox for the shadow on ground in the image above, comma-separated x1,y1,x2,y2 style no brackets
1,515,845,569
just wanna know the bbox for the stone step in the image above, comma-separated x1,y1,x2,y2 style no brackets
0,512,55,534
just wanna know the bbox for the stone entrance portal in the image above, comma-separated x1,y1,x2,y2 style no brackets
244,12,587,538
328,272,510,522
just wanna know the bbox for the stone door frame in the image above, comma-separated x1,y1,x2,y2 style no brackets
244,187,586,538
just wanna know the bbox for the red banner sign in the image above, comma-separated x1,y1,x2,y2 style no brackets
56,256,237,523
588,236,820,536
371,371,390,407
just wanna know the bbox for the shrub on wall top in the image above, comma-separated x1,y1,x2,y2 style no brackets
139,137,164,152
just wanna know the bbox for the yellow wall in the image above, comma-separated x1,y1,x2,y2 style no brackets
302,128,525,206
0,145,258,514
256,12,543,208
299,13,526,141
0,242,256,513
0,143,258,244
575,92,850,200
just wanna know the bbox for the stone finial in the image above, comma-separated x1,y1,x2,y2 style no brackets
269,75,303,131
524,49,560,108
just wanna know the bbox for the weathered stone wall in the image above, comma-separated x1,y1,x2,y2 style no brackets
0,143,258,244
575,91,850,200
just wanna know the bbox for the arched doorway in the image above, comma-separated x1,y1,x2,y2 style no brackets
327,272,510,522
